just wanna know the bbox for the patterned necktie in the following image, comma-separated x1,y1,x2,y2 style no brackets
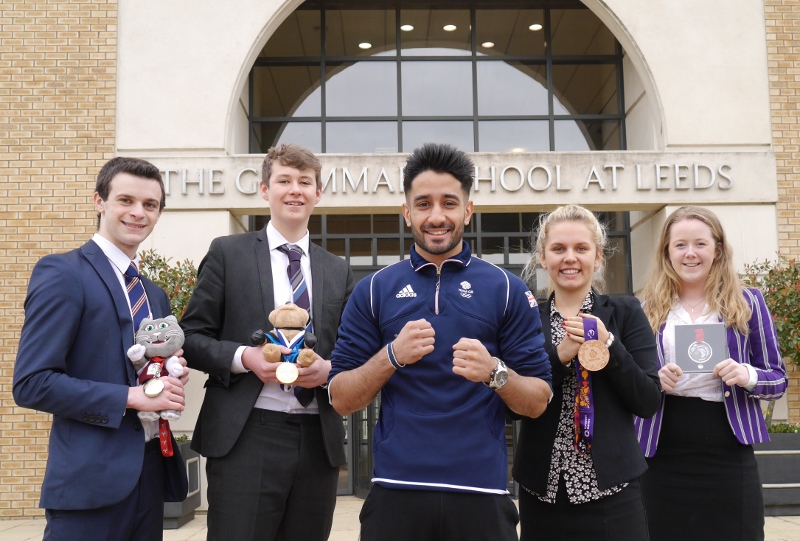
124,262,149,332
277,244,314,407
278,244,311,312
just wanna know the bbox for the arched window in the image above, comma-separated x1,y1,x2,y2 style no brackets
249,0,625,153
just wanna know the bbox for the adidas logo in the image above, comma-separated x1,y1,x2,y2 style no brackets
396,285,417,298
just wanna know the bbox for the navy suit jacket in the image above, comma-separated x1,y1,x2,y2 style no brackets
13,240,188,510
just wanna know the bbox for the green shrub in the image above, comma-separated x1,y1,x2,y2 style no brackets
138,249,197,320
767,422,800,434
741,256,800,370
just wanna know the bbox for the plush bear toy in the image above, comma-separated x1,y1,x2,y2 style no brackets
127,315,185,423
251,302,317,384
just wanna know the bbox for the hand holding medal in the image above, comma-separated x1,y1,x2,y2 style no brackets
577,316,610,371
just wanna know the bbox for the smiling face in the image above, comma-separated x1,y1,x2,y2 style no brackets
402,170,473,266
93,172,163,258
540,220,602,295
667,218,718,289
261,162,321,232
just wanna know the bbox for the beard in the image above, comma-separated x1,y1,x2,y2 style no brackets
411,222,464,257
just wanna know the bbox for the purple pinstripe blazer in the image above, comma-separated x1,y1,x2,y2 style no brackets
635,288,787,457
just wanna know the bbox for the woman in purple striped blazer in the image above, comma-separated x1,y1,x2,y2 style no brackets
634,206,787,541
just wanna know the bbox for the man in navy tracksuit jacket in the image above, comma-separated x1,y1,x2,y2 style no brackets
329,143,552,541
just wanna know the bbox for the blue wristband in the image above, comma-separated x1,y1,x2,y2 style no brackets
387,341,405,369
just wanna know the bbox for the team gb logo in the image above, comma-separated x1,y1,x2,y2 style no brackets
459,281,473,298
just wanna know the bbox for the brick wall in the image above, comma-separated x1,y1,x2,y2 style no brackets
0,0,117,517
766,0,800,425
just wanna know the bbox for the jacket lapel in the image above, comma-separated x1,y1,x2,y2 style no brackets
80,240,138,383
309,243,323,332
591,291,614,329
255,228,275,329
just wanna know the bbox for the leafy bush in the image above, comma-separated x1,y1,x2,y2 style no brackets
741,256,800,370
767,422,800,434
742,256,800,427
138,249,197,320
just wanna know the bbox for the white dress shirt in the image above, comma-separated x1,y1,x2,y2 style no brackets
92,233,159,440
231,222,319,413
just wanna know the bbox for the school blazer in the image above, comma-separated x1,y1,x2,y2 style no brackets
635,288,788,456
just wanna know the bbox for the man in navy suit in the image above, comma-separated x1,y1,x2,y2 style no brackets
13,157,189,541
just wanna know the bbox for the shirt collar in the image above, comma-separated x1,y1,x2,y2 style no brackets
409,241,471,271
92,233,139,274
266,221,310,256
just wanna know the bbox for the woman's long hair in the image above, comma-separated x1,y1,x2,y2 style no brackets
641,206,750,334
521,205,608,294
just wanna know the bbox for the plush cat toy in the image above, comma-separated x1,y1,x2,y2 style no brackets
127,315,185,457
251,302,317,385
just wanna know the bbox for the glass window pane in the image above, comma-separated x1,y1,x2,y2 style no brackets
402,61,472,116
400,9,471,55
481,213,519,233
326,122,397,153
480,236,506,264
377,238,401,265
327,238,345,258
508,235,531,266
308,215,321,235
402,121,474,152
552,64,618,115
250,122,321,154
327,215,371,235
597,211,627,232
350,238,372,258
479,120,549,152
554,120,620,151
259,10,320,58
478,62,547,116
373,215,400,234
325,61,397,116
252,66,321,117
325,9,396,57
550,9,617,56
476,9,545,56
605,236,629,295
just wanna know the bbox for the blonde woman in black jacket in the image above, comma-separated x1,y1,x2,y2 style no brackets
513,205,661,541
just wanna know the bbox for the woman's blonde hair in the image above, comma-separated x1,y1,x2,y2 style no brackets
521,205,608,294
641,206,750,333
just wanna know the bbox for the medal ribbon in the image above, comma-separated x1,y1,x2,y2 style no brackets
574,317,597,451
159,418,174,457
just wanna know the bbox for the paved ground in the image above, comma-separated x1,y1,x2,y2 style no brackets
1,497,798,540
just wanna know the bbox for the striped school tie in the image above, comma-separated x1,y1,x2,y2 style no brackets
124,262,149,331
277,244,314,407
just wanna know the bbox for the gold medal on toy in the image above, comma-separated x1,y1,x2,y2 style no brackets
143,377,165,398
276,362,299,384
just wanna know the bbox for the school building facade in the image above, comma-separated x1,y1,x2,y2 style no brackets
1,0,799,516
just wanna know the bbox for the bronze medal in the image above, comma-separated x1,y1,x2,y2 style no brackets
578,341,609,371
276,362,299,384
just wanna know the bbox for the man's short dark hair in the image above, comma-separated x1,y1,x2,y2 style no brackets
262,144,322,189
95,157,165,228
402,143,474,196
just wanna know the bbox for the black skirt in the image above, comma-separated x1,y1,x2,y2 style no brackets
641,395,764,541
519,477,649,541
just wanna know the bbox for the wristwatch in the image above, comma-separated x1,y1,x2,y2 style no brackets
486,358,509,390
143,378,165,398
